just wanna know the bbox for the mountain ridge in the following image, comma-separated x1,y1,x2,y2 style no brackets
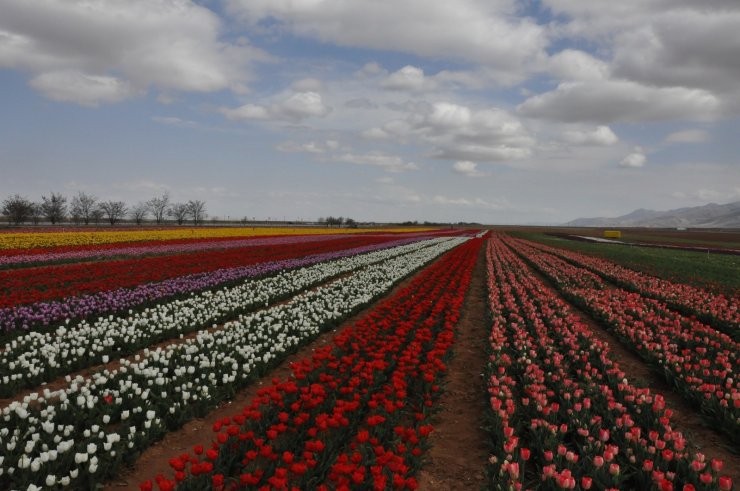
565,200,740,228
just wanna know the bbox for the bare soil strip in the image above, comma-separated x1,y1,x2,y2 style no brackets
524,261,740,485
102,251,443,490
418,244,490,490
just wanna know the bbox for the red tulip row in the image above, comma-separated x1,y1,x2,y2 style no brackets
142,236,483,491
485,236,733,491
0,235,401,308
503,236,740,448
521,239,739,338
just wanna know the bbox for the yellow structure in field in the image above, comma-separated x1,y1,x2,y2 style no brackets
603,230,622,239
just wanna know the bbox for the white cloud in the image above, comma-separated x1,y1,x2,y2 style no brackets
345,98,379,110
664,129,710,144
547,50,610,81
220,91,331,123
291,78,324,92
432,195,511,210
380,65,434,91
279,91,332,120
620,151,646,168
30,71,138,107
226,0,547,84
562,126,618,146
361,128,390,140
152,116,199,129
0,0,267,105
356,62,384,77
518,80,720,123
452,161,488,177
334,152,419,173
276,139,339,154
415,103,535,162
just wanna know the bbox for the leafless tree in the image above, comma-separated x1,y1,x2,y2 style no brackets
168,202,189,225
130,202,149,225
40,193,67,225
325,216,343,228
2,195,34,225
187,200,206,225
99,201,128,226
90,207,105,225
147,192,170,224
30,203,43,225
70,192,98,225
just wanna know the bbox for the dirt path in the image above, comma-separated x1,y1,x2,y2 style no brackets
418,244,490,490
103,257,437,490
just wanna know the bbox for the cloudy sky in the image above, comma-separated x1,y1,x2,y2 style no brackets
1,0,738,224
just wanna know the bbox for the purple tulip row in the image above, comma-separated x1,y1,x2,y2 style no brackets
0,237,420,333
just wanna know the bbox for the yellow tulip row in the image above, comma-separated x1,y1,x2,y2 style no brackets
0,226,439,250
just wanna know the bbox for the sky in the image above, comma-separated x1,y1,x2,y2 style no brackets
0,0,739,225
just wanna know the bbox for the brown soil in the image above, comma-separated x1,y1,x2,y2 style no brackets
102,258,434,490
418,244,490,491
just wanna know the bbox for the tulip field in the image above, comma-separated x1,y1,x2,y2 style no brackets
0,226,737,490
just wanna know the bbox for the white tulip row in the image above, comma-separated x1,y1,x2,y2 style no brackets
0,237,467,490
1,238,450,398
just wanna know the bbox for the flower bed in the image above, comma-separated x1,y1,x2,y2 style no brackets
142,236,482,491
0,226,441,250
0,236,426,334
523,239,740,338
0,235,402,309
0,237,469,490
485,235,733,490
504,236,740,449
0,238,450,398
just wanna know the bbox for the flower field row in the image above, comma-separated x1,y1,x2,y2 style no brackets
0,233,351,268
0,226,439,250
485,235,733,491
142,235,482,491
504,236,740,448
0,236,425,334
0,236,470,490
0,237,453,398
522,239,740,338
0,234,405,309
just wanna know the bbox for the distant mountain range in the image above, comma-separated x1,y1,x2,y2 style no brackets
565,201,740,228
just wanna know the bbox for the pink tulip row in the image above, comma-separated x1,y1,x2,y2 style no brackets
521,239,739,337
485,236,733,491
504,236,740,448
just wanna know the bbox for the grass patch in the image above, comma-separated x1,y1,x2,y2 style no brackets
513,232,740,294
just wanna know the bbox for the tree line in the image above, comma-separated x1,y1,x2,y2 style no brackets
1,192,206,226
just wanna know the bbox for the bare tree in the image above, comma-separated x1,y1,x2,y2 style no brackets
30,202,43,225
168,202,189,225
99,201,128,226
186,200,206,225
2,195,34,225
345,218,358,228
130,202,149,225
90,207,104,225
147,192,170,225
40,193,67,225
70,192,98,225
324,216,343,228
